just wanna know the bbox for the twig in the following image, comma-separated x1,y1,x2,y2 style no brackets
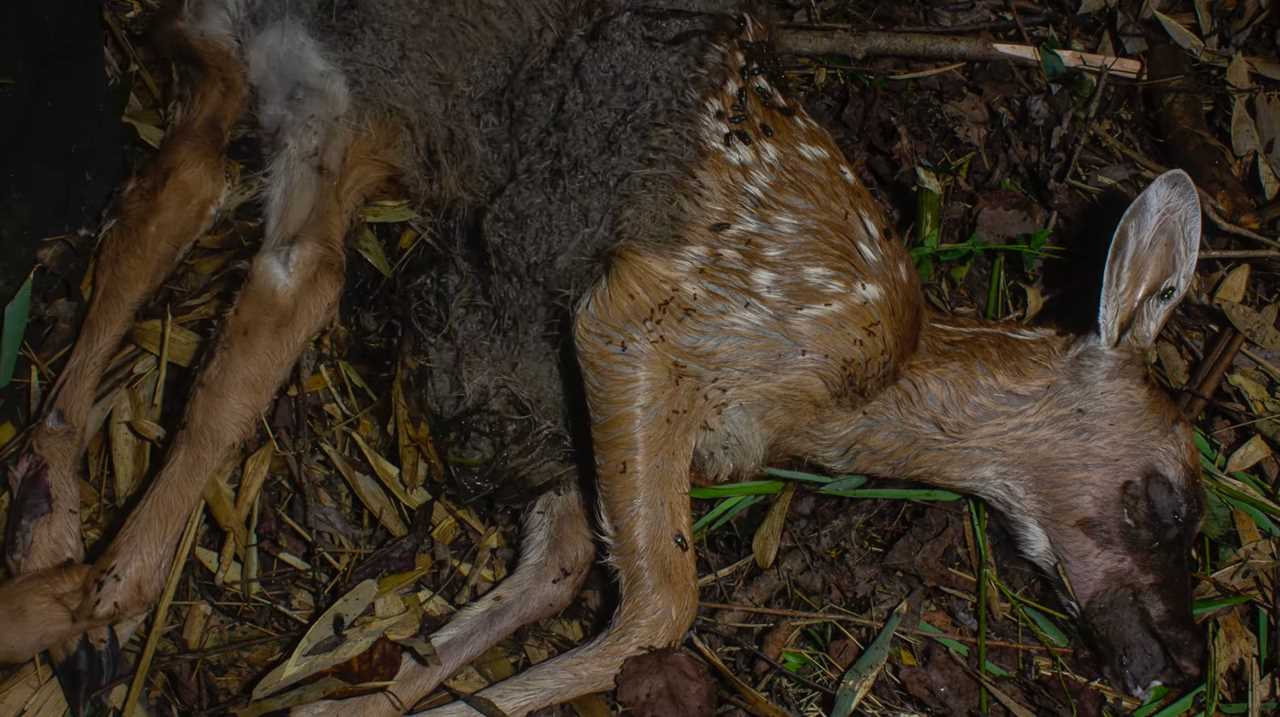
1199,250,1280,260
696,621,836,697
774,29,1142,78
1180,327,1246,420
124,502,206,716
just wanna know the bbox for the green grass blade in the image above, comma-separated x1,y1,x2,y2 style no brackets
820,487,963,502
690,480,784,499
0,272,33,391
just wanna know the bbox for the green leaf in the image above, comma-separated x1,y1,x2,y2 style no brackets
1021,605,1069,647
353,225,394,278
359,200,419,223
821,487,963,502
917,621,1010,677
1039,44,1069,81
818,475,869,493
690,480,783,499
1193,594,1252,617
831,601,905,717
762,467,838,483
0,272,33,390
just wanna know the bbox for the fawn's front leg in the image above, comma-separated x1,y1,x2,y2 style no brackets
409,251,702,717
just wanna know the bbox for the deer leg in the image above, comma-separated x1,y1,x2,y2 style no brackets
294,483,595,717
399,284,701,717
0,14,394,706
0,11,246,710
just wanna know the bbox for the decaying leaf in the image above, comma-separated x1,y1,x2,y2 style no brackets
252,579,405,699
322,442,409,537
353,225,394,278
752,482,795,569
1156,341,1190,387
1227,53,1253,89
131,319,203,367
1232,97,1262,157
616,649,716,717
1225,434,1271,474
1215,264,1251,304
1221,302,1280,352
1153,11,1206,58
1214,611,1258,697
1021,283,1046,323
360,200,419,223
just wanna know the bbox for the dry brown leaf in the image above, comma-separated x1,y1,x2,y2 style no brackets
1156,341,1190,387
0,661,68,717
195,545,243,584
1215,264,1251,304
1232,508,1264,546
253,579,401,699
349,429,428,509
127,418,167,442
752,482,795,569
1232,97,1262,157
1214,611,1257,697
1226,434,1271,473
1021,283,1045,322
1246,57,1280,81
182,601,213,650
1227,54,1254,89
1259,152,1279,201
1257,93,1280,177
1153,11,1206,58
131,319,202,367
322,442,408,537
109,389,142,499
1221,302,1280,352
238,443,274,518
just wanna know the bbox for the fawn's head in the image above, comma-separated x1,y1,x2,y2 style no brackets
990,170,1205,697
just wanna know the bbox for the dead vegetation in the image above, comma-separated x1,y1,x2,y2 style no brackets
0,0,1278,715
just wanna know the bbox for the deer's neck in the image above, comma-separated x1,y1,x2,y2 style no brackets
805,315,1075,507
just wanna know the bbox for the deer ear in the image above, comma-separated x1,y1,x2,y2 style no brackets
1097,169,1201,349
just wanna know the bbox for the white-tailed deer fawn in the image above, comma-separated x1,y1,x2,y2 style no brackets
0,1,1206,714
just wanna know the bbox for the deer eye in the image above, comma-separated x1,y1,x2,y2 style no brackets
1158,285,1176,302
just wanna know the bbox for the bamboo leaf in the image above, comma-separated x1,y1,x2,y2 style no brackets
0,272,33,390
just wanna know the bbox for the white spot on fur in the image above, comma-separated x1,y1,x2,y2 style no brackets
839,165,856,184
797,143,830,161
724,142,753,166
1008,514,1055,570
751,268,780,293
259,249,297,292
860,211,880,241
759,141,781,165
858,282,883,302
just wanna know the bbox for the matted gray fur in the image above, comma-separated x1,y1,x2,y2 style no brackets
318,1,744,489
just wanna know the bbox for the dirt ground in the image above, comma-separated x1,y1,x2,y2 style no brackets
1,1,1278,716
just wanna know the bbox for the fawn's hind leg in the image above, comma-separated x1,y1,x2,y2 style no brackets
74,15,395,651
409,254,702,717
1,6,247,706
0,9,393,707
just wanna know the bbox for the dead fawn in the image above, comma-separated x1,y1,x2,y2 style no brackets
0,1,1205,714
